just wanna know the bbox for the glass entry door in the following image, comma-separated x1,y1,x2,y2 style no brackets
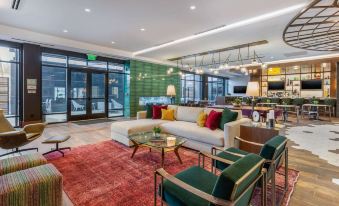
68,69,106,120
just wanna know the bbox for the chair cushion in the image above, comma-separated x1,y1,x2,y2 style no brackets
111,119,169,137
42,135,71,144
153,105,168,119
196,112,207,127
161,109,175,121
259,135,287,161
163,166,218,206
205,110,222,130
0,153,47,176
161,121,224,146
215,148,249,171
176,106,204,123
219,108,238,130
212,154,264,205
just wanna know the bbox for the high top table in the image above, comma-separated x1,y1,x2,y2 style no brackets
276,104,300,123
301,104,332,121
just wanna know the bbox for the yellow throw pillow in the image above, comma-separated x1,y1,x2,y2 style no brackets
196,112,207,127
161,109,175,121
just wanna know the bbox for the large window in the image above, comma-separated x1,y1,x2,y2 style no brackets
42,53,67,123
180,72,202,103
208,76,225,101
0,46,20,126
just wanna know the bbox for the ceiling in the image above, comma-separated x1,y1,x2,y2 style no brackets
0,0,337,76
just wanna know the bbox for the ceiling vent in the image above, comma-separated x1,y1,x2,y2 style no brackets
11,0,21,10
283,51,308,57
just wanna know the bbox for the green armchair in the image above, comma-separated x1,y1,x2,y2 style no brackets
212,135,288,206
154,153,266,206
0,109,46,157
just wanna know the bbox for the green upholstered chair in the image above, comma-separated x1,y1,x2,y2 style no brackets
0,109,46,157
154,153,266,206
212,135,288,206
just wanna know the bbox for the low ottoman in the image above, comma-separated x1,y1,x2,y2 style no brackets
43,135,71,157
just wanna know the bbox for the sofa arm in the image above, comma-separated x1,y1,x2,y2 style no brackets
223,118,251,148
137,111,147,120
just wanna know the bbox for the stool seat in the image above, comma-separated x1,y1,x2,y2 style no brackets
43,135,71,144
42,135,71,157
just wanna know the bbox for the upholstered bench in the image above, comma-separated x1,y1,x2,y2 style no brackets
0,153,47,176
0,163,63,206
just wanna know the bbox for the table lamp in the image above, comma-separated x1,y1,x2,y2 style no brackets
167,85,176,104
246,81,260,114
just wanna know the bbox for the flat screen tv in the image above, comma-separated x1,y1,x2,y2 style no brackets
268,81,285,90
233,86,247,94
301,80,322,90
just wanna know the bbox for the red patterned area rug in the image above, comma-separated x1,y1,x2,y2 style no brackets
45,140,299,206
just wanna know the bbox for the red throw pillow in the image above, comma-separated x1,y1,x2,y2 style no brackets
152,105,168,119
205,110,222,130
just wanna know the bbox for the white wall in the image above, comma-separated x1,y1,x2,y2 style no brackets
227,76,250,96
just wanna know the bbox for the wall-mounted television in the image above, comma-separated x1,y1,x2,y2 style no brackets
233,86,247,94
301,80,322,90
268,81,285,90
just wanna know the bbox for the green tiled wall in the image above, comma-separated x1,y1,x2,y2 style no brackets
129,60,181,117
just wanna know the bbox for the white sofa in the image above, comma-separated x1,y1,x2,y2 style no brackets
111,105,251,152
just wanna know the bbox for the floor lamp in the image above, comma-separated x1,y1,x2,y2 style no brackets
167,85,176,104
246,82,260,118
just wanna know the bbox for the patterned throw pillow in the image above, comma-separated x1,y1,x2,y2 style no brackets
161,109,175,121
196,112,208,127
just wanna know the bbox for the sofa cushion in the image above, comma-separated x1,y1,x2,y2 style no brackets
168,105,178,119
219,108,238,130
204,108,242,120
153,105,167,119
205,110,222,130
111,119,169,137
176,106,204,123
161,121,224,146
145,104,153,119
161,109,175,121
196,112,207,127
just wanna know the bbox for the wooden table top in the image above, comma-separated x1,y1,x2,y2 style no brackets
208,105,273,112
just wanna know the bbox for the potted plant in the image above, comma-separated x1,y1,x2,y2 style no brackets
232,98,242,107
153,127,161,138
312,96,319,104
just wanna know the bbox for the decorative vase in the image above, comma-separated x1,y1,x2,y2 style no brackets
153,132,160,138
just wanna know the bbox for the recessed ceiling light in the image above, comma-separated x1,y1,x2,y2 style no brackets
190,5,196,10
111,41,115,44
63,29,68,33
84,8,91,12
133,3,306,56
140,28,146,31
270,56,275,59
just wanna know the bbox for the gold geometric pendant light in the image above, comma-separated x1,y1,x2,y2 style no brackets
283,0,339,51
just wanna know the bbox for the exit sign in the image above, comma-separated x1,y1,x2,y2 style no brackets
87,54,97,61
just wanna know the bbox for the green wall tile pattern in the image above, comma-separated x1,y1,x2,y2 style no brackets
129,60,181,117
